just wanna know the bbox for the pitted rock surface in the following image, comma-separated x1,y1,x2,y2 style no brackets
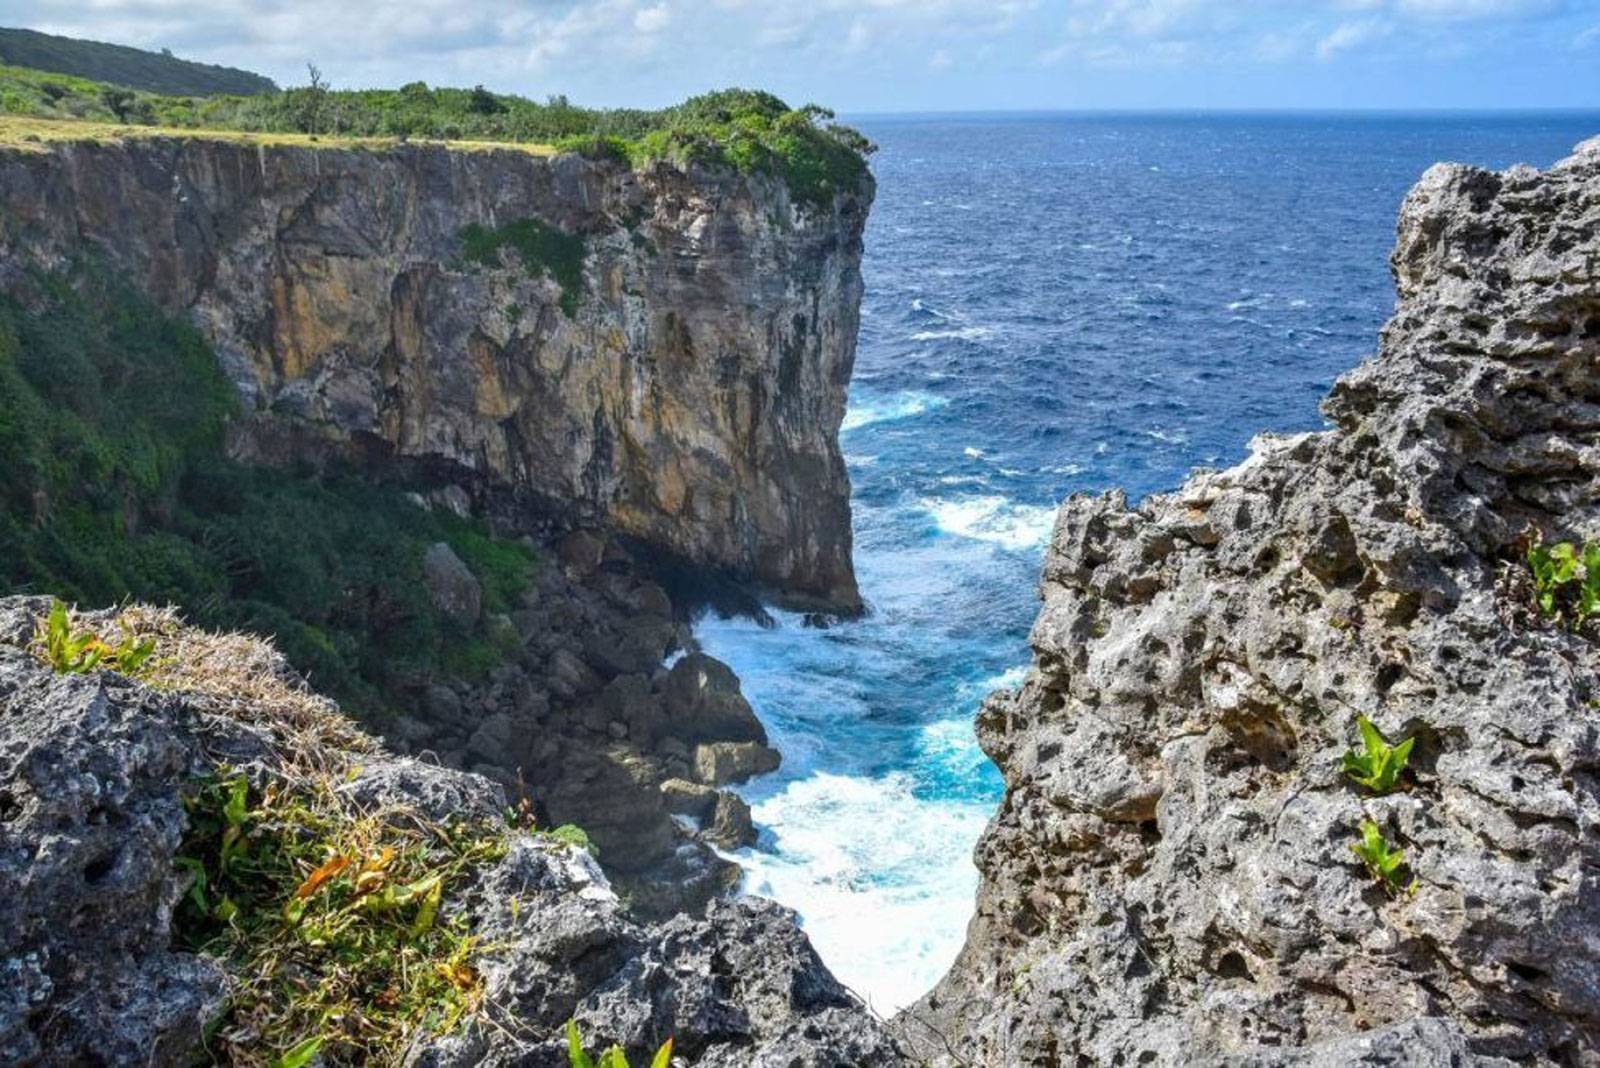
0,597,902,1065
899,140,1600,1065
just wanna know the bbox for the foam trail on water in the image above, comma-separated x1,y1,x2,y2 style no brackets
920,494,1057,550
841,390,950,432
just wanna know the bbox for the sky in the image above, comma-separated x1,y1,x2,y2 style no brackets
6,1,1598,113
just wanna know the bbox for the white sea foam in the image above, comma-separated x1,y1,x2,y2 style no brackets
841,391,949,432
921,495,1057,550
908,326,993,342
733,770,991,1014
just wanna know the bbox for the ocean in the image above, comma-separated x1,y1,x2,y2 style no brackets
694,112,1600,1015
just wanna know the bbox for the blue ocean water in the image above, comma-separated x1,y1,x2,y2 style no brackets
696,113,1600,1013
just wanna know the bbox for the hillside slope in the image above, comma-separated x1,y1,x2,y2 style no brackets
0,27,274,95
901,138,1600,1064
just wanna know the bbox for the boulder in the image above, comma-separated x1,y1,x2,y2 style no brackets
422,542,482,626
662,653,767,746
694,741,781,786
704,791,757,850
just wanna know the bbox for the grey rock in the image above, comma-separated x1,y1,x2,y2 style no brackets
545,647,603,702
694,741,782,786
900,140,1600,1064
467,712,515,764
663,653,768,746
0,599,900,1065
705,791,758,850
659,778,718,821
423,542,483,626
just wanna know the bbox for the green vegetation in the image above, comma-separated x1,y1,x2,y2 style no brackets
34,599,156,676
175,770,507,1065
459,218,587,317
1341,715,1415,795
0,27,275,96
1526,537,1600,628
566,1020,673,1068
0,267,535,716
1350,819,1416,897
0,60,873,208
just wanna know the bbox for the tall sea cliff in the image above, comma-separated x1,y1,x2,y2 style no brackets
0,133,871,613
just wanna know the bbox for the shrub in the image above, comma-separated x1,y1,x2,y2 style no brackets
0,267,535,718
458,218,587,318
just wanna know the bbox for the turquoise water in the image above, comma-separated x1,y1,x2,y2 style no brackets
697,113,1600,1013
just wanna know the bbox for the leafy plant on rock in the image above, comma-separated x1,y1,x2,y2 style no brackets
1526,537,1600,628
566,1020,673,1068
173,769,510,1065
1341,714,1414,794
1350,819,1416,897
35,599,156,676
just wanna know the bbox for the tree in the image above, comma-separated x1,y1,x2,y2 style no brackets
99,86,136,123
468,84,505,115
298,62,329,136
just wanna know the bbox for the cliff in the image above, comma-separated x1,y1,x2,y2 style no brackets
0,596,903,1065
0,126,871,613
901,139,1600,1063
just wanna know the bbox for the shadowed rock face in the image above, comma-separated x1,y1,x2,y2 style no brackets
900,140,1600,1065
0,137,871,613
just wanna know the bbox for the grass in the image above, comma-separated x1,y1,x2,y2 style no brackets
0,114,556,154
0,265,537,719
175,769,509,1067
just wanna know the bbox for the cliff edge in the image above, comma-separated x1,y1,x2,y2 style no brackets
0,129,871,613
902,139,1600,1064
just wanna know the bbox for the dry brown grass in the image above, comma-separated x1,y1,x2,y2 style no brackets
0,115,556,156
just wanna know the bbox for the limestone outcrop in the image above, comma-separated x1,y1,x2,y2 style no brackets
0,134,870,613
0,596,901,1065
901,139,1600,1064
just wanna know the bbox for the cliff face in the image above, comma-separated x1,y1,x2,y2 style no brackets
902,140,1600,1064
0,135,870,612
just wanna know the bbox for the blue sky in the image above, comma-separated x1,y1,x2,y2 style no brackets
7,1,1598,112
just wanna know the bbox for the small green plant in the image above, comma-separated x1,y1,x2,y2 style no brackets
1350,819,1416,896
566,1020,673,1068
1341,715,1414,794
545,823,595,853
35,599,157,676
173,770,510,1064
1526,538,1600,627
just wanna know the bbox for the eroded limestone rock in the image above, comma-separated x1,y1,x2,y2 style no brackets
901,140,1600,1065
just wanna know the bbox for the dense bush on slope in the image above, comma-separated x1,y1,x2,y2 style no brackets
0,267,533,715
0,26,275,95
0,62,874,208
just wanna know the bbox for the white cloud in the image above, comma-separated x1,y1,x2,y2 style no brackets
1316,16,1392,59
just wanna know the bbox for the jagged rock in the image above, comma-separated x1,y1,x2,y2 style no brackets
901,141,1600,1064
422,542,482,626
705,791,758,850
0,138,870,614
557,529,607,579
694,741,782,786
660,778,718,821
0,599,900,1065
545,647,602,702
663,653,768,745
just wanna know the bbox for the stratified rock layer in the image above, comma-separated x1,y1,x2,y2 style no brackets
902,140,1600,1064
0,136,870,612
